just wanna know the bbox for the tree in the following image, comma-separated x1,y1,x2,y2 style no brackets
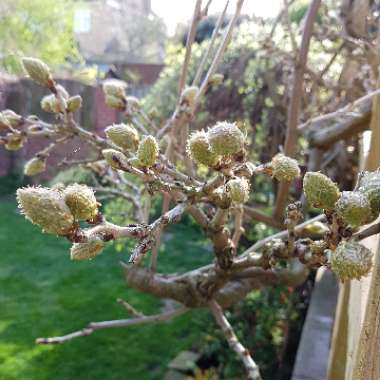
0,0,79,73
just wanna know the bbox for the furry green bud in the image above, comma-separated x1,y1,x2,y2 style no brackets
137,135,159,167
271,153,300,182
208,121,245,155
17,187,74,235
226,177,250,204
303,172,340,210
67,95,82,112
105,95,126,110
102,149,127,169
2,110,22,127
41,94,62,113
126,96,141,112
64,184,98,221
180,86,199,108
105,123,139,151
102,79,127,98
24,157,46,176
4,134,24,151
70,239,105,261
330,240,373,281
186,130,220,167
209,73,224,86
22,57,53,87
358,171,380,216
335,191,373,228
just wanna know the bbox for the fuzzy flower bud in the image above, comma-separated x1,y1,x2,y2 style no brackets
102,149,127,169
67,95,82,112
2,110,22,127
271,153,300,182
208,121,245,155
330,240,373,281
41,94,62,113
4,134,24,151
180,86,199,108
358,171,380,216
126,96,141,112
64,184,98,221
105,123,139,151
209,73,224,86
22,57,53,87
137,135,159,167
105,95,126,111
24,157,46,176
226,177,250,204
17,187,74,235
70,239,105,261
335,191,373,228
102,79,127,98
303,172,340,210
186,130,219,167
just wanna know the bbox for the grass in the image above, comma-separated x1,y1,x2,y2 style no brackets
0,200,213,380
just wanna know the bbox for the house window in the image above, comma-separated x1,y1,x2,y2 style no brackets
74,9,91,33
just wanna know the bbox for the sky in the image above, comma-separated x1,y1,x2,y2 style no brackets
151,0,282,36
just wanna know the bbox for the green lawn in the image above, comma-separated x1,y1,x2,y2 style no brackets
0,200,213,380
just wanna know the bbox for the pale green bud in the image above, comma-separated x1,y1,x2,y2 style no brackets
271,153,300,182
41,94,62,113
137,135,159,168
303,172,340,210
17,187,74,235
358,171,380,216
105,94,126,110
335,191,374,228
186,130,220,167
2,110,22,127
70,239,105,261
105,123,139,151
64,184,98,221
126,96,141,112
330,240,373,281
24,157,46,176
208,121,245,155
4,134,24,151
22,57,53,87
67,95,82,112
226,177,250,204
102,149,128,169
180,86,199,107
102,79,127,97
209,73,224,86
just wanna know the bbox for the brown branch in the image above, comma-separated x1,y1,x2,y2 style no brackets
273,0,321,220
354,221,380,241
209,300,262,380
36,307,187,345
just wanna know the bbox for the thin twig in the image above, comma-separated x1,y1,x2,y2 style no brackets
117,298,145,318
273,0,321,220
209,300,262,380
36,307,187,345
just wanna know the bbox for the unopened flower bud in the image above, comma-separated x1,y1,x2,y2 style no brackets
137,135,159,167
64,184,98,221
226,177,250,204
4,134,24,151
105,123,139,151
41,94,62,113
67,95,82,112
330,240,373,281
186,130,219,167
2,110,22,127
208,121,245,155
70,239,105,261
126,96,141,112
102,149,127,169
22,57,53,87
180,86,199,108
24,157,46,176
105,94,126,110
303,172,340,210
102,79,127,98
358,171,380,216
0,113,11,130
271,153,300,182
335,191,373,228
17,187,74,235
